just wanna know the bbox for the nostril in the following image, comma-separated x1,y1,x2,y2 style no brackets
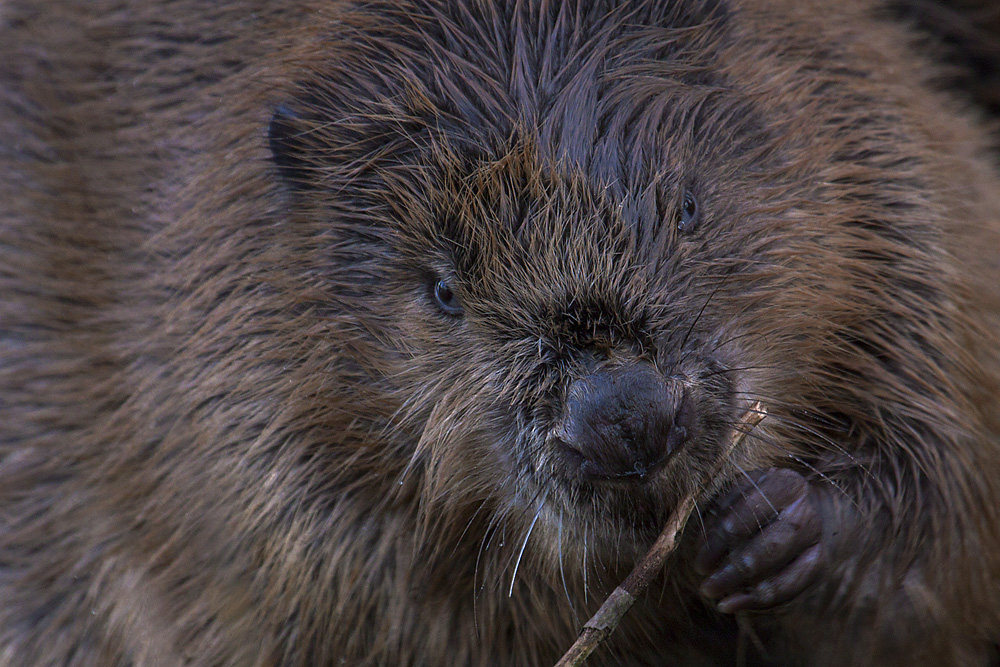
644,419,692,475
550,435,614,481
551,436,585,468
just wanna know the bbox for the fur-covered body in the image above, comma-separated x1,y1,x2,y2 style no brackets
1,1,999,665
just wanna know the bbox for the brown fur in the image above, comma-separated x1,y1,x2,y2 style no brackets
2,0,1000,665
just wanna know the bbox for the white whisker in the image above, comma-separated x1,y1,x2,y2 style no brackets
510,496,546,597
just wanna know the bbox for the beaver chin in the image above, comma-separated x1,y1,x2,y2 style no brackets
505,442,708,569
551,476,683,557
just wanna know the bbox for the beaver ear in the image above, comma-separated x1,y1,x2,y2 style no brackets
268,103,313,190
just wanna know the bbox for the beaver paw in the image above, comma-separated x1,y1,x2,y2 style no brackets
695,467,824,613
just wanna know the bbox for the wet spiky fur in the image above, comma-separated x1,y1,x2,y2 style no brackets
1,0,1000,665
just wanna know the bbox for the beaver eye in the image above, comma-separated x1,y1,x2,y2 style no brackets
431,279,463,316
678,191,699,231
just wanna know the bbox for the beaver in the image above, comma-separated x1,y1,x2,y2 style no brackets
2,0,999,665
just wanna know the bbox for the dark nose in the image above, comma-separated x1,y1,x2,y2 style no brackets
552,364,693,483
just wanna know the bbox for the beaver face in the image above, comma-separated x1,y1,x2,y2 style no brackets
396,170,747,560
269,0,794,562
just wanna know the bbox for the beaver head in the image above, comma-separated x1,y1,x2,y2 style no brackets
264,0,957,578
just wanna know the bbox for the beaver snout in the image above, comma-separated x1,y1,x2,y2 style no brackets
551,364,693,483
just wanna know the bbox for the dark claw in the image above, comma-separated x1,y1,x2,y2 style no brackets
697,467,825,611
716,543,823,613
695,467,808,575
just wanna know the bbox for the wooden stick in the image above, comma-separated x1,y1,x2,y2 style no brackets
554,402,767,667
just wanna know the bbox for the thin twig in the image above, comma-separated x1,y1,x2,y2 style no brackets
554,402,767,667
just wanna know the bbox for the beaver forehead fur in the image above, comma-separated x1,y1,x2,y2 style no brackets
2,0,1000,665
